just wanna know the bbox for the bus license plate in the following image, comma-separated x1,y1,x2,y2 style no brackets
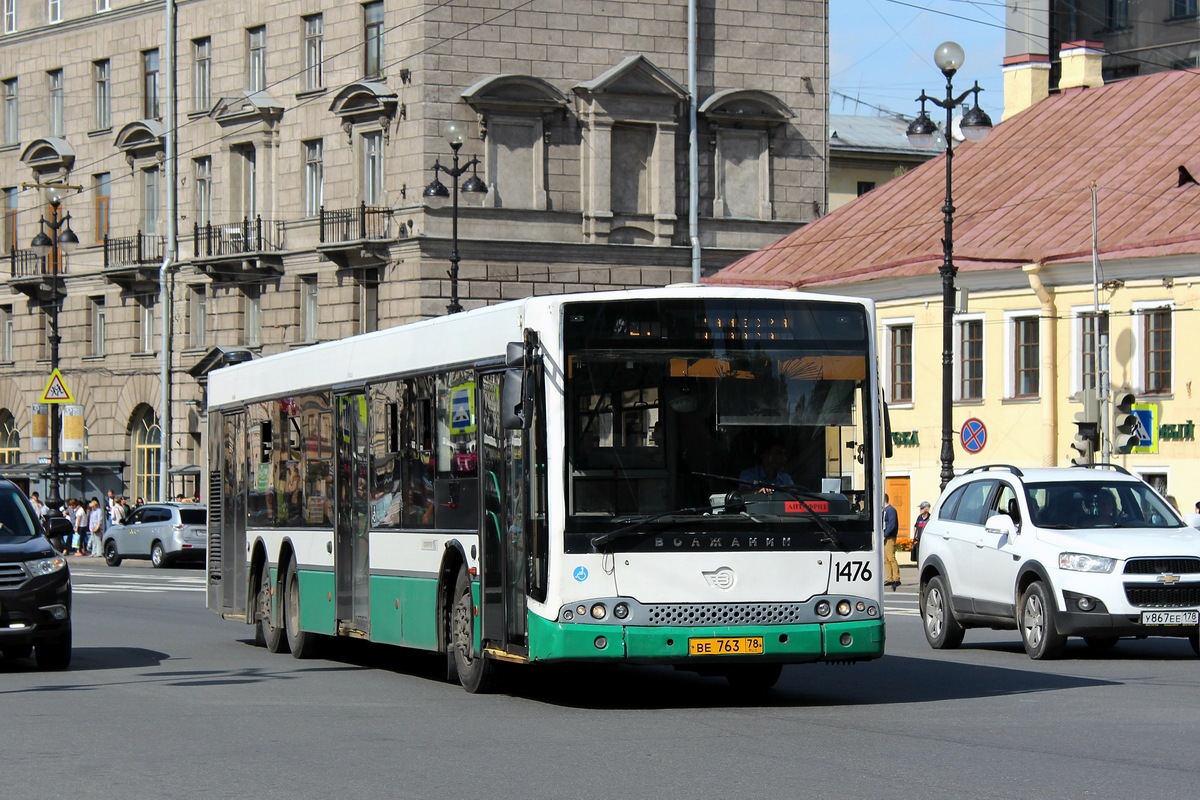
688,636,764,655
1141,610,1199,626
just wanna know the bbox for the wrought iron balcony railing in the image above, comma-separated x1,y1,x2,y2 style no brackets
193,217,285,258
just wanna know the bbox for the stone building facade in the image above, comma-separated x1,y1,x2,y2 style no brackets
0,0,827,500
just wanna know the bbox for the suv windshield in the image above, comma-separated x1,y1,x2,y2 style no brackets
1025,480,1185,530
561,298,877,553
0,486,38,539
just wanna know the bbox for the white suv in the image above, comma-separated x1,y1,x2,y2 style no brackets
918,464,1200,659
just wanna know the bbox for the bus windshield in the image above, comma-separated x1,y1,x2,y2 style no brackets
563,298,876,553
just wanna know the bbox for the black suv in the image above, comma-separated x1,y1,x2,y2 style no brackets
0,479,72,669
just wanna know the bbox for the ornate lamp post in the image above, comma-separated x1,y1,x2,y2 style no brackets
423,122,488,314
906,41,993,491
29,183,79,511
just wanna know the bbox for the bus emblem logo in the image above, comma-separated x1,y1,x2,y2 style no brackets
573,566,588,582
702,567,736,590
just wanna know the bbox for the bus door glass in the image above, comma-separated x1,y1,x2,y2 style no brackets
479,372,528,650
334,392,370,631
209,410,246,614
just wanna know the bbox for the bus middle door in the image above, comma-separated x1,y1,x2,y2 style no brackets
334,391,370,636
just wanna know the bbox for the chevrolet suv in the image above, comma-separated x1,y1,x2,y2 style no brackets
918,464,1200,660
0,479,72,669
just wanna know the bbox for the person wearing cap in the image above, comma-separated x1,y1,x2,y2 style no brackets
912,500,932,564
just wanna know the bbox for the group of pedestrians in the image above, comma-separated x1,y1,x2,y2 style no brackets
30,489,141,557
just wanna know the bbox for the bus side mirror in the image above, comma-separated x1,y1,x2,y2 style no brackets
501,368,528,430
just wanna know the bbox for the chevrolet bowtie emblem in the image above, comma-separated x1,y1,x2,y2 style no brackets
1157,573,1182,585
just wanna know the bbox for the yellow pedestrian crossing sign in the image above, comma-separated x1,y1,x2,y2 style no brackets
40,368,74,404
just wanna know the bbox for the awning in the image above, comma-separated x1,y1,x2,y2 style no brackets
169,464,202,476
3,460,125,476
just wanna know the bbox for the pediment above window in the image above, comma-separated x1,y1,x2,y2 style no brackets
20,137,75,175
329,81,398,125
211,91,285,127
114,120,165,161
574,55,687,101
699,90,794,128
462,74,568,116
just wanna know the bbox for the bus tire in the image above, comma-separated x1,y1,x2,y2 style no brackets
451,568,497,693
255,564,286,653
284,557,318,659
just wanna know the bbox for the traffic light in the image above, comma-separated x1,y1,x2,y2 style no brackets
1070,395,1100,466
1113,392,1140,454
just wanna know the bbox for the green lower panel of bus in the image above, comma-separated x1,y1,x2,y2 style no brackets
297,569,336,635
367,574,440,650
526,613,884,663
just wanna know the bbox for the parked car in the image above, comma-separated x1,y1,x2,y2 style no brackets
0,479,72,669
918,464,1200,659
103,503,207,568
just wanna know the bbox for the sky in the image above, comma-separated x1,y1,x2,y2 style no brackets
830,0,1007,122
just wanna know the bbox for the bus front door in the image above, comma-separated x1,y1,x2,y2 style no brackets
479,372,528,653
334,392,370,635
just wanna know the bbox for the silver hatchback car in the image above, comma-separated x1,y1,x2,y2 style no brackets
102,503,207,568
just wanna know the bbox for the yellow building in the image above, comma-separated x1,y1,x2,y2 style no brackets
709,50,1200,529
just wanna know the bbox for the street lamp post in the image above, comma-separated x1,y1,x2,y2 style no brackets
423,122,488,314
28,183,79,511
906,41,993,491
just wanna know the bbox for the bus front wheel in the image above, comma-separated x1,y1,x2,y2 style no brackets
451,568,497,693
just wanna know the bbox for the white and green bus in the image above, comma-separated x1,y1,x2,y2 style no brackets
206,287,887,692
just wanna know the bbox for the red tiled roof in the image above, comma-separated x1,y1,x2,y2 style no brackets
708,70,1200,289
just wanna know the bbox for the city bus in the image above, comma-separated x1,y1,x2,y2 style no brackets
205,287,887,692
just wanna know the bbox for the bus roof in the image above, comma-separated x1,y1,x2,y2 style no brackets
206,286,872,409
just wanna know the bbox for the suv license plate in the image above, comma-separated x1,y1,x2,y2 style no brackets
688,636,764,655
1141,610,1199,626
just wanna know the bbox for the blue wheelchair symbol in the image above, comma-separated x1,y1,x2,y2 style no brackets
573,566,588,582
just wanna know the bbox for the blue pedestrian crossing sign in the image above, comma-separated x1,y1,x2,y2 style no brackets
1131,403,1157,454
40,368,75,404
448,381,476,435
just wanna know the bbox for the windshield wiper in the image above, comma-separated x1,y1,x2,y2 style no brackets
690,471,844,550
590,506,714,550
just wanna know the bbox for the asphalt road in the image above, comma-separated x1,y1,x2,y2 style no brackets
5,560,1198,800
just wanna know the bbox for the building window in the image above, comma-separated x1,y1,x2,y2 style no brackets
957,318,983,401
3,1,16,34
132,406,161,503
1142,306,1173,395
245,286,262,346
233,145,257,217
887,323,913,404
358,282,378,335
1079,310,1108,393
1106,0,1129,28
303,15,323,92
193,38,211,112
48,0,60,24
0,410,18,464
362,131,382,205
364,2,384,79
303,139,323,217
94,172,110,243
300,275,318,341
0,304,12,362
246,26,267,93
2,78,17,145
1173,0,1198,17
96,0,110,11
1013,315,1040,398
93,59,111,130
193,156,211,227
189,285,207,349
47,69,64,137
89,296,106,357
611,123,653,215
138,297,155,353
142,165,160,235
39,310,48,360
856,181,876,197
143,49,160,119
3,186,16,250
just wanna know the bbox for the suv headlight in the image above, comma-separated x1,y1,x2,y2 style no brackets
1059,552,1115,573
24,555,68,577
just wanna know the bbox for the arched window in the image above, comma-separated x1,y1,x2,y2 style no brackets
0,409,18,464
131,406,161,502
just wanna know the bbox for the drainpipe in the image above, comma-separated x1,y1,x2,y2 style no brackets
688,0,701,283
1024,263,1057,465
159,0,177,501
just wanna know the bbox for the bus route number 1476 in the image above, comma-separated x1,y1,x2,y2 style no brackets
833,559,872,583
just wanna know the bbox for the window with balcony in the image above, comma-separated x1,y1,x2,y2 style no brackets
303,15,324,92
247,26,267,93
304,139,323,217
93,59,111,130
143,49,160,119
232,145,257,218
886,322,913,404
361,131,382,205
48,69,64,137
93,172,110,243
193,156,211,227
142,165,160,235
363,2,384,79
193,38,211,112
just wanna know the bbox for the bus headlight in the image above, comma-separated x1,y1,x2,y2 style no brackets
590,603,607,620
613,603,629,620
815,600,831,617
836,600,852,616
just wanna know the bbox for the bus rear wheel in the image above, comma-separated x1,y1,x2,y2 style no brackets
255,564,286,653
451,568,498,693
284,558,318,659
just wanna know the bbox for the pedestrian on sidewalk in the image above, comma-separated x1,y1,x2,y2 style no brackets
88,498,104,557
883,494,900,590
911,501,931,564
